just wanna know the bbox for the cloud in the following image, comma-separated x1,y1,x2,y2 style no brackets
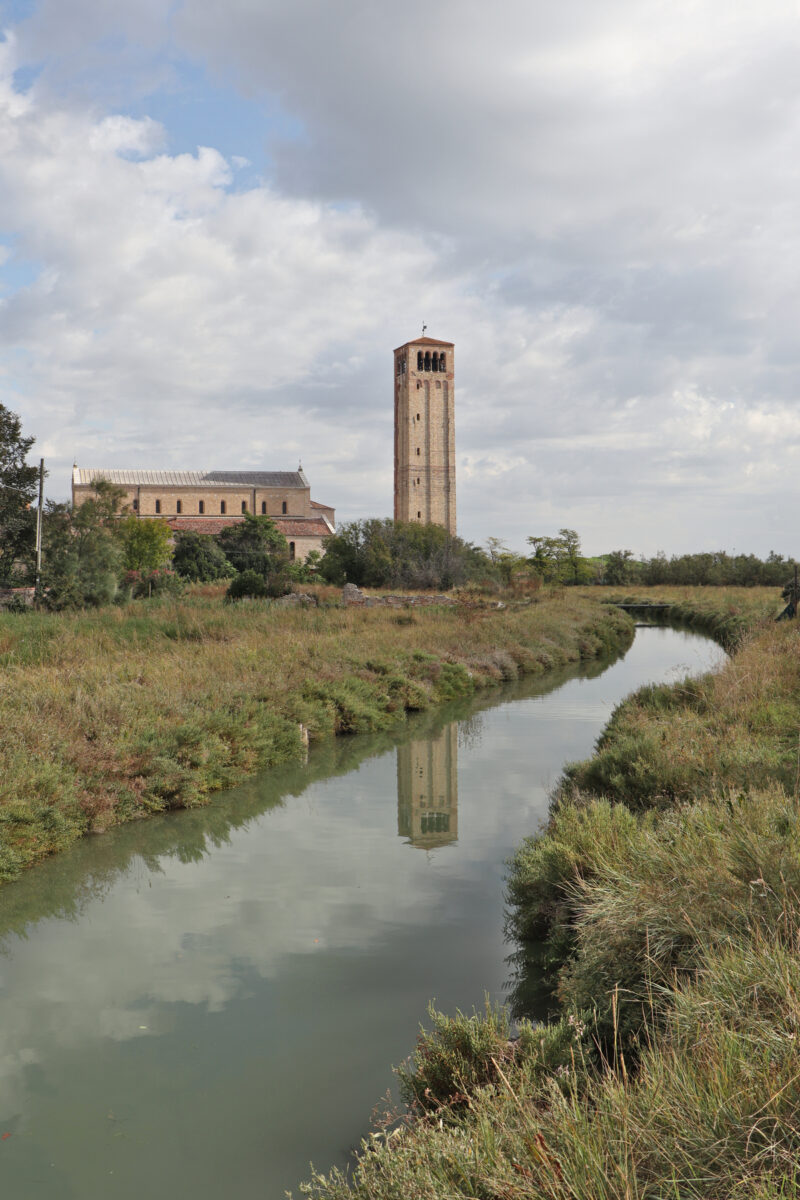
2,3,800,553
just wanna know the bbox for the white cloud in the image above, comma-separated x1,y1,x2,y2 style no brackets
2,3,800,554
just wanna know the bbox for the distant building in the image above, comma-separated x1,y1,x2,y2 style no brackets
71,467,335,562
393,335,456,535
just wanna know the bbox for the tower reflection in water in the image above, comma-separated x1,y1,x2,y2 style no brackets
396,723,458,849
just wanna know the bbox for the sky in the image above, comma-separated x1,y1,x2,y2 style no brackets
1,0,799,557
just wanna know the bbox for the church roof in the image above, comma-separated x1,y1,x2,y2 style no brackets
394,336,454,351
73,468,308,488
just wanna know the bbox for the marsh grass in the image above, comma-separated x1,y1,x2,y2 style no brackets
297,587,800,1200
0,585,633,881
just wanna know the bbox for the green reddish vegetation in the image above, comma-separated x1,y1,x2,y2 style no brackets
0,586,633,883
299,587,800,1200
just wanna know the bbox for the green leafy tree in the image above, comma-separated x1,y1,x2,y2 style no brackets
120,516,173,571
527,529,594,585
41,480,127,608
602,549,636,585
0,404,40,584
320,519,491,590
172,531,234,582
216,513,290,578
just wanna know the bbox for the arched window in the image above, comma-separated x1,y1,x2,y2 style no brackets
241,500,247,514
199,500,205,514
261,501,267,515
155,499,161,514
176,499,182,514
432,353,438,372
220,500,226,515
282,501,287,514
417,351,423,370
289,541,296,561
424,351,431,370
132,499,138,511
439,352,446,371
417,511,421,519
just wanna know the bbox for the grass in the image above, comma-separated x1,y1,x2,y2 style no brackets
0,584,634,882
296,586,800,1200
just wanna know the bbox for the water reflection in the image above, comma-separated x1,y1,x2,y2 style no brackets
397,724,458,848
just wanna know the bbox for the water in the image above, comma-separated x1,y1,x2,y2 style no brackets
0,627,725,1198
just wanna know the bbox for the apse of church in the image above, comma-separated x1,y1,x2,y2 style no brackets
393,336,456,535
396,723,458,849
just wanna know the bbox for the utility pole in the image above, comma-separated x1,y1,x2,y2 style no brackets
34,458,44,598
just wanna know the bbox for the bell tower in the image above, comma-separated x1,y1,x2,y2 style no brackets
393,335,456,535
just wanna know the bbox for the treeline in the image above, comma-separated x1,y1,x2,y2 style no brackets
600,546,797,587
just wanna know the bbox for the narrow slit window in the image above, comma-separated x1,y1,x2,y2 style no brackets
241,500,247,514
220,500,226,515
176,499,182,514
416,447,421,456
199,500,205,514
282,501,287,514
132,499,138,511
417,511,421,519
155,499,161,514
289,541,296,560
261,501,267,515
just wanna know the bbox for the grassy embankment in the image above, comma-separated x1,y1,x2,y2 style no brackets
0,585,633,883
300,587,800,1200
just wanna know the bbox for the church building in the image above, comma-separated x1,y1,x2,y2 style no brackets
71,467,335,562
393,335,456,535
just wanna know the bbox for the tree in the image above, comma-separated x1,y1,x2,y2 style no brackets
41,480,127,608
527,529,594,585
119,516,173,571
172,531,234,582
319,519,492,590
0,404,40,584
602,549,636,585
216,513,289,578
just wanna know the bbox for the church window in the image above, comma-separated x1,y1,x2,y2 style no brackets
241,500,247,514
176,500,182,514
155,499,161,514
432,353,438,372
132,499,138,511
439,352,446,370
261,501,267,515
220,500,226,515
289,541,296,560
416,447,421,456
424,351,431,370
199,500,205,514
282,501,288,514
417,351,423,370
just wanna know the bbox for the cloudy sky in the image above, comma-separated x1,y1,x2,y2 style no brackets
1,0,799,555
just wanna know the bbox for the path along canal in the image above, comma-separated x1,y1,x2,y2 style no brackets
0,625,725,1199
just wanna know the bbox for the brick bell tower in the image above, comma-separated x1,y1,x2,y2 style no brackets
393,335,456,535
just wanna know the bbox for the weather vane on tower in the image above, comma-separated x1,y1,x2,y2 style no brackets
422,322,427,336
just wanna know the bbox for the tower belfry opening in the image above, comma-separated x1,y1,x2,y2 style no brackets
393,335,456,535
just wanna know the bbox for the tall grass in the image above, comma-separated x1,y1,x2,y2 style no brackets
0,585,633,881
297,587,800,1200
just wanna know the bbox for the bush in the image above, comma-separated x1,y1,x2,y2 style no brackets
225,570,291,600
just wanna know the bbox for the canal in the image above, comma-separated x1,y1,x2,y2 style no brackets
0,625,725,1198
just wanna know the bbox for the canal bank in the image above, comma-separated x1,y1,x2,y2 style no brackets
304,598,800,1200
